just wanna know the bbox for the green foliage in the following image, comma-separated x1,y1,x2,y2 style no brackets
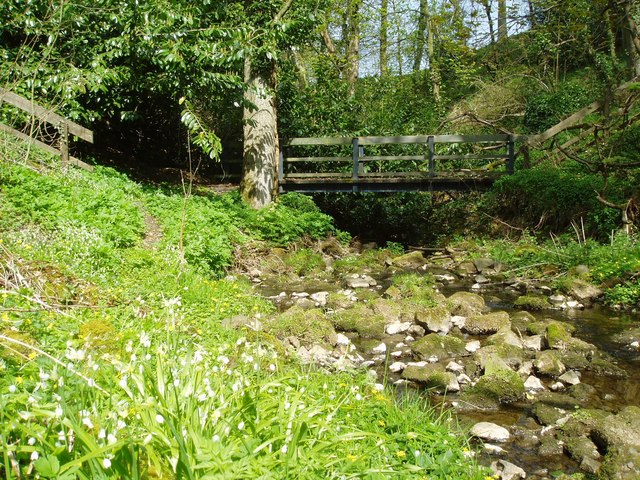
524,82,596,132
283,248,326,276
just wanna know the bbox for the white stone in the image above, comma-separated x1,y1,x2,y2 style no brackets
470,422,510,442
292,291,310,298
484,443,507,454
310,291,329,306
446,361,465,373
499,459,526,480
428,355,439,363
518,361,534,376
335,333,350,346
390,350,403,357
393,379,408,385
549,294,567,306
385,321,412,335
471,283,482,290
395,342,407,348
550,381,565,391
457,373,472,384
389,362,406,373
407,361,427,367
630,341,639,349
524,375,545,392
566,300,583,309
361,360,375,368
465,340,481,353
447,375,461,392
451,315,467,328
371,343,387,354
558,370,581,385
404,335,416,343
523,335,543,351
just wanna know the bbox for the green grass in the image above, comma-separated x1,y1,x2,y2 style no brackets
0,140,487,478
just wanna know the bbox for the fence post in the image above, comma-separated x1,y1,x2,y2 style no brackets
352,137,360,192
59,121,69,166
428,135,435,177
278,146,284,193
506,135,515,174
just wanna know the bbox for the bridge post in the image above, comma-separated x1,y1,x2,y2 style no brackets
506,135,515,174
428,135,435,177
352,137,360,192
278,147,284,193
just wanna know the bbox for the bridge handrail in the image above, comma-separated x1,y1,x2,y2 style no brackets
279,134,521,185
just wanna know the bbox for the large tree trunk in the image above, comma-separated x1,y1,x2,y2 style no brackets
241,57,279,209
380,0,389,76
482,0,495,45
498,0,507,40
624,0,640,76
428,16,441,102
345,0,361,97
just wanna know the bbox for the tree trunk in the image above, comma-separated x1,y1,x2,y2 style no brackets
413,0,428,71
345,0,361,97
482,0,495,45
241,57,279,209
498,0,507,40
624,0,640,76
380,0,389,76
428,16,441,102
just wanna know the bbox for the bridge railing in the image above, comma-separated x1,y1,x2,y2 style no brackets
279,134,517,189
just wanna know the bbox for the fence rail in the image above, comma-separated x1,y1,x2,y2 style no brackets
0,88,93,170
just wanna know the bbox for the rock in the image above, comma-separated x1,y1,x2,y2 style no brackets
407,324,426,337
524,375,546,392
564,436,601,465
345,274,377,289
410,333,468,360
457,373,472,384
385,321,412,335
304,344,332,364
389,361,406,373
487,328,524,349
446,360,465,373
371,342,387,354
539,436,564,456
414,306,452,334
401,364,457,392
296,297,317,309
517,361,533,376
265,307,337,347
532,402,568,426
456,261,478,276
498,459,526,480
523,335,544,351
473,257,495,273
451,315,466,328
470,422,510,442
599,446,640,480
475,344,525,370
331,304,387,339
310,291,329,306
535,350,567,377
546,321,573,350
558,370,581,385
592,406,640,451
580,457,602,474
335,333,350,346
549,294,568,306
567,278,603,305
475,274,490,284
468,364,525,404
463,311,511,335
383,285,403,300
392,251,426,268
550,382,565,391
514,294,551,310
465,340,481,353
448,291,486,316
484,444,506,454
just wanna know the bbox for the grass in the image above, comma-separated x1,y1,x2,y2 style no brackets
0,136,487,478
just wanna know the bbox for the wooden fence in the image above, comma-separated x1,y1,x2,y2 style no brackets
279,134,521,192
0,88,93,170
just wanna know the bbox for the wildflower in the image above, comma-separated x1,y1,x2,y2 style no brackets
396,450,406,458
156,414,165,424
54,405,63,418
27,437,36,446
238,421,245,431
103,458,112,469
346,454,357,462
281,444,288,454
107,433,117,445
212,434,220,442
378,420,386,427
8,385,16,393
407,432,418,439
31,451,39,461
269,364,276,371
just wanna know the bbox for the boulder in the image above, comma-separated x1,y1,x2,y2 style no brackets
475,344,525,370
486,327,524,349
535,350,567,377
385,321,412,335
531,402,568,426
331,304,387,338
564,436,601,465
392,251,426,268
447,291,486,316
593,406,640,452
410,333,468,361
523,335,544,351
468,365,525,404
414,305,452,334
463,311,511,335
470,422,510,442
473,257,495,272
401,364,458,392
371,298,403,324
567,278,603,305
524,375,546,392
546,321,573,350
265,307,337,347
496,460,526,480
514,294,551,311
558,370,581,386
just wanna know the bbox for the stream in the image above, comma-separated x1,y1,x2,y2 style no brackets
256,256,640,478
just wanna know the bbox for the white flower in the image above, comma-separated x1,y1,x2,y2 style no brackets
269,364,276,372
355,393,362,401
107,433,117,445
212,434,220,442
237,421,245,431
156,414,165,424
140,332,151,348
103,458,112,469
98,429,106,439
30,451,39,461
281,444,288,454
66,348,85,361
82,416,94,429
28,437,36,446
8,385,16,393
54,405,63,418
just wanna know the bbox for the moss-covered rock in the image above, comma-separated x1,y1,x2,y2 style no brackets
401,364,456,392
527,319,575,336
535,350,566,377
466,368,525,404
265,307,337,346
447,291,485,316
586,354,628,378
392,250,426,268
531,402,568,426
331,304,387,338
514,294,551,311
510,310,537,334
463,311,511,335
370,298,403,324
486,327,523,349
547,322,573,350
414,305,452,334
411,333,468,360
474,344,526,370
564,436,601,464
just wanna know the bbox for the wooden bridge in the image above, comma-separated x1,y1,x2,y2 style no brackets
278,134,524,193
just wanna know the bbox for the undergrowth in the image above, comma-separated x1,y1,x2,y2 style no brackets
0,139,487,478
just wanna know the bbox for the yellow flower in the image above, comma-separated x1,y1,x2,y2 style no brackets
407,432,418,439
378,420,386,427
395,450,406,458
346,454,357,462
